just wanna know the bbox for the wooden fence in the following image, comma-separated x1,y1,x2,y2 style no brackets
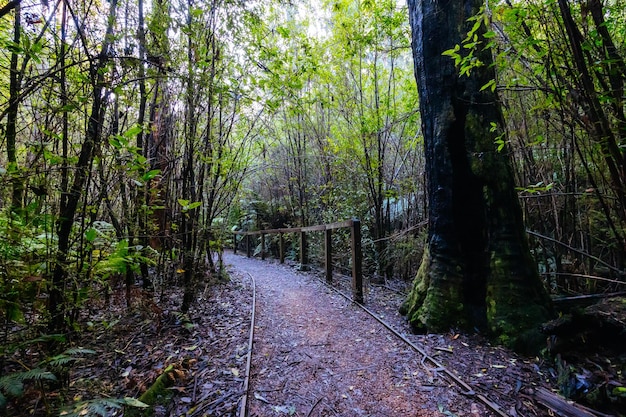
233,219,364,304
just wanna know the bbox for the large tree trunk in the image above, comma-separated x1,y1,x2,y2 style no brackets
400,0,552,351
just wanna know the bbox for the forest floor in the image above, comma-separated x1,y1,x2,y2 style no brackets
4,251,624,416
213,253,580,417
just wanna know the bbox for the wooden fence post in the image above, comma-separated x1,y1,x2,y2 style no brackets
261,233,266,260
279,232,285,264
351,219,363,304
325,229,332,283
246,234,251,258
300,231,308,270
233,233,237,254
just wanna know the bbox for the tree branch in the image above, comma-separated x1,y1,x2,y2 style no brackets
0,0,20,20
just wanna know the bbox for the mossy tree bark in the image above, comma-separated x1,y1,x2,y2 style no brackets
400,0,553,350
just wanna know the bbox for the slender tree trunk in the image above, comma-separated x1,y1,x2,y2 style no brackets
400,0,552,351
134,0,152,289
59,1,69,219
557,0,626,223
49,0,118,334
144,0,172,252
6,3,24,216
181,0,199,313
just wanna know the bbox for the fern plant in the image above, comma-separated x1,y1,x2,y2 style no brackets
0,345,148,415
0,368,57,408
59,397,148,417
45,347,96,369
0,345,94,410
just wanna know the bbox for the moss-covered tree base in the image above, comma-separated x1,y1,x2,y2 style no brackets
486,244,553,353
400,246,469,333
401,243,553,354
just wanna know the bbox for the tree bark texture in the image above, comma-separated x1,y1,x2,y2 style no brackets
401,0,552,350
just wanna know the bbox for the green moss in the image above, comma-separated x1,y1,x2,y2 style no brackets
486,247,553,353
403,233,552,354
399,248,431,318
401,245,475,332
126,365,176,417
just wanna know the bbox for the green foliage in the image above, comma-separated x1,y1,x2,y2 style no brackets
60,397,148,417
442,7,494,77
177,199,202,213
489,0,626,288
0,368,57,408
0,208,55,332
45,347,96,370
1,0,623,412
0,341,102,411
92,238,155,280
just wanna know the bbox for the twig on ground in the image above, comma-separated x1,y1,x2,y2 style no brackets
306,397,325,417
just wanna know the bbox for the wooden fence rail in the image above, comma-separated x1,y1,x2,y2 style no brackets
233,219,364,304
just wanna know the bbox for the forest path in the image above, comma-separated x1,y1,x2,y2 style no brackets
224,251,443,417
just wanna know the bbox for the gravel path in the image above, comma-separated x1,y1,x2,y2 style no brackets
225,252,458,417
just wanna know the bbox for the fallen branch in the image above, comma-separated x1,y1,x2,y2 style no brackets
533,387,597,417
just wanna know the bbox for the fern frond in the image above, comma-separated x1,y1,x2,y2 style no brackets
42,347,96,369
62,347,96,356
23,334,66,346
46,356,78,368
0,369,56,400
1,368,56,384
89,402,109,416
61,399,118,417
60,397,146,417
0,376,23,397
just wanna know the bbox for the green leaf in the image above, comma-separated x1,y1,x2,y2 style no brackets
480,79,496,92
123,125,143,138
0,368,56,400
60,103,77,112
276,26,290,38
442,44,460,57
5,301,24,323
108,137,122,149
186,201,202,211
141,169,161,181
46,354,79,368
122,397,149,408
190,7,203,17
63,347,96,356
60,397,145,417
85,228,97,242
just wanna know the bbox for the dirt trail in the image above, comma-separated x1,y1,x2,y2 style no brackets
224,252,447,417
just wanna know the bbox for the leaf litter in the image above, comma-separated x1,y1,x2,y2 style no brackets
42,272,251,416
